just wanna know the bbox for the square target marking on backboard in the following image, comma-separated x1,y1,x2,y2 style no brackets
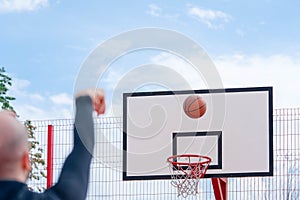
172,131,222,170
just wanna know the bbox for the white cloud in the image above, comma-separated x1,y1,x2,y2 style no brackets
187,5,232,29
145,4,180,22
148,52,300,108
50,93,73,106
150,52,206,89
101,51,300,116
146,4,162,17
29,93,45,101
100,52,206,93
7,53,300,120
7,77,73,120
9,78,45,102
0,0,48,13
214,53,300,108
11,78,30,90
14,104,73,120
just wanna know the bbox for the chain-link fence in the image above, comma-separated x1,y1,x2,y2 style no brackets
27,108,300,199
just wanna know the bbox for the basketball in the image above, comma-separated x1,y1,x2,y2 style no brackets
183,95,206,119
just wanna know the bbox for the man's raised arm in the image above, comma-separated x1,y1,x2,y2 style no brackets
47,89,105,200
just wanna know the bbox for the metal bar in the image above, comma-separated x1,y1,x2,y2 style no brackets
47,125,54,189
212,178,228,200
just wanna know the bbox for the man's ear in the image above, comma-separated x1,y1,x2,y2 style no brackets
22,151,31,172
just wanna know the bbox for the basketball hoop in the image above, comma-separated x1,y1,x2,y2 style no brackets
167,154,211,198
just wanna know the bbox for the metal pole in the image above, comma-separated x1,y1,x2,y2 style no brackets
47,125,54,189
212,178,228,200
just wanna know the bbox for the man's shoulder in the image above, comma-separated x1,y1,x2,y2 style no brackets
0,180,59,200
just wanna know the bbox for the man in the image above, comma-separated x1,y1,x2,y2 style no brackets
0,89,105,200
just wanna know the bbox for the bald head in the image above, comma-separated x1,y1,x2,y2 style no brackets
0,110,30,182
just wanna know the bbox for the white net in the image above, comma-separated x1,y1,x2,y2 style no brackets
167,155,211,198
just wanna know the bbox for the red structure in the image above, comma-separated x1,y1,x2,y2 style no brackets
46,125,54,189
212,178,228,200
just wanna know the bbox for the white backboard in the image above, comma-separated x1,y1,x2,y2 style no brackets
123,87,273,180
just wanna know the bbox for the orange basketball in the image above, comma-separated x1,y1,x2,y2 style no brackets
183,95,206,119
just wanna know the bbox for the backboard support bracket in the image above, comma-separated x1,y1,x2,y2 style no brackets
212,178,228,200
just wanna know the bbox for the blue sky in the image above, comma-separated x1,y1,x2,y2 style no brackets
1,0,300,120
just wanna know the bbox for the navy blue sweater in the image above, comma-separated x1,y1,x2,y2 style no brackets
0,96,94,200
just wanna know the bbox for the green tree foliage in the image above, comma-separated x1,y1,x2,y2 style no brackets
0,67,15,111
0,67,46,192
25,120,46,192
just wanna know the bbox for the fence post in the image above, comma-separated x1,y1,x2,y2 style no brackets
47,125,54,189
